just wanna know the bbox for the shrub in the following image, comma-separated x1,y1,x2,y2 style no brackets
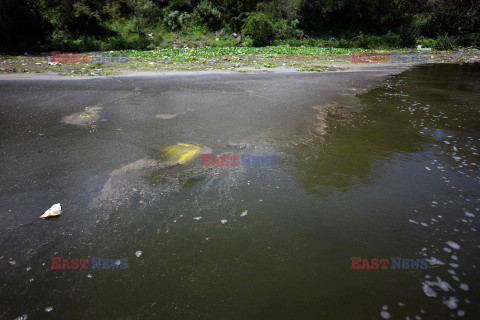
241,12,275,47
399,20,420,47
193,1,222,31
164,10,191,31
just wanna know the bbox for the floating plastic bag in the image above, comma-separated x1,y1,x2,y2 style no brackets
39,203,61,219
164,143,202,164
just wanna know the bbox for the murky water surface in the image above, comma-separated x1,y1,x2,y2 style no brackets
1,65,479,319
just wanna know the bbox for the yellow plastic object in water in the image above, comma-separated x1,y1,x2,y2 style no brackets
164,143,202,164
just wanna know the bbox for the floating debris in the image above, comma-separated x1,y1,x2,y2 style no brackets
193,217,203,221
44,306,53,312
135,250,143,258
40,203,61,219
221,219,227,224
164,143,202,164
155,114,176,120
241,210,248,217
14,315,28,320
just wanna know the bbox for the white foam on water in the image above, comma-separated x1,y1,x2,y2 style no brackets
459,283,469,291
428,257,445,265
446,241,461,250
421,282,437,297
443,296,458,309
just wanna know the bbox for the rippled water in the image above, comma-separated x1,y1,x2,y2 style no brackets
1,64,479,319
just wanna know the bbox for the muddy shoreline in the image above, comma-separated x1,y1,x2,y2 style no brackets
0,49,478,78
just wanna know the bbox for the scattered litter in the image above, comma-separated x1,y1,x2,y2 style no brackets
14,315,28,320
380,311,391,319
241,210,248,217
221,219,227,224
135,250,143,257
425,166,431,171
193,217,203,221
39,203,61,219
44,306,53,312
87,274,92,278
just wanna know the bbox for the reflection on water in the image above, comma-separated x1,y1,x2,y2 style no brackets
1,64,479,319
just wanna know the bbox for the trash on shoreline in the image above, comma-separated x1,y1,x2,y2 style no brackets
135,250,143,257
241,210,248,217
39,203,61,219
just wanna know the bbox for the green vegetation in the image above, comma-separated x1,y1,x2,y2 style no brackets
0,0,479,52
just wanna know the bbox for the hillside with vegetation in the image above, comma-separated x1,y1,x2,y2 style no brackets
1,0,479,53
